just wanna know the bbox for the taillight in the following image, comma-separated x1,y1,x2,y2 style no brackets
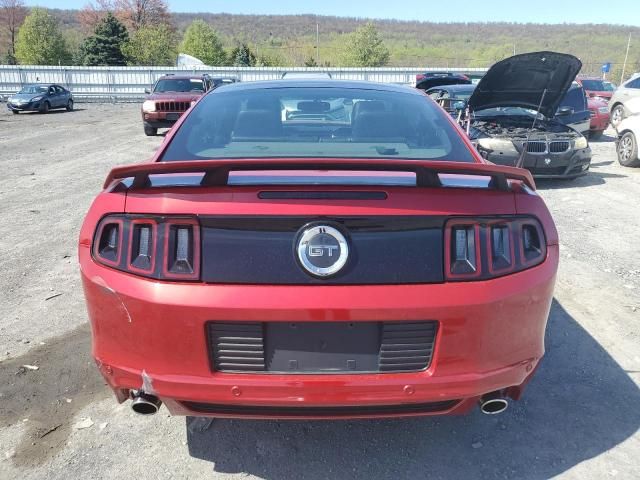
93,215,200,281
445,217,546,281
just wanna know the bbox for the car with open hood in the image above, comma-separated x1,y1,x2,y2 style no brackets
79,79,558,420
465,52,591,179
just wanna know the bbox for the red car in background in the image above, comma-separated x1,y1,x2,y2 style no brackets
576,77,615,102
588,96,611,138
80,80,558,420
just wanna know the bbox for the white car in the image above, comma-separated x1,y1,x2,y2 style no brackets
616,97,640,167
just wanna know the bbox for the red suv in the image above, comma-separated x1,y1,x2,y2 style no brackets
576,77,615,102
141,74,213,136
80,80,558,419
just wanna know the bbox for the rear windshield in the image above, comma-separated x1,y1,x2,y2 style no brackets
161,86,475,162
580,79,609,91
154,78,205,93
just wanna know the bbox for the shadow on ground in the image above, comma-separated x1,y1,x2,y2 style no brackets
536,169,627,189
187,300,640,479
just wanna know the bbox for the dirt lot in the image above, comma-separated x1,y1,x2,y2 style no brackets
0,104,639,479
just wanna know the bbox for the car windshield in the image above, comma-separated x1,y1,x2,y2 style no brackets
19,85,48,94
154,78,205,93
580,79,608,91
450,87,475,100
161,86,475,162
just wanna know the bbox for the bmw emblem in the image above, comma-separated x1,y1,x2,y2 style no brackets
544,158,552,165
296,225,349,277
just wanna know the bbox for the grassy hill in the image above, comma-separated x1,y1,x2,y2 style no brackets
7,9,640,80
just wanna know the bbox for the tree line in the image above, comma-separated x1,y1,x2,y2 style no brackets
0,1,390,67
0,0,638,78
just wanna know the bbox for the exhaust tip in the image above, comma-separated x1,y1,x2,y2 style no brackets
479,391,509,415
131,392,162,415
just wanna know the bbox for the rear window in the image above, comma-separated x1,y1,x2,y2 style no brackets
161,86,475,162
580,79,606,91
154,78,205,93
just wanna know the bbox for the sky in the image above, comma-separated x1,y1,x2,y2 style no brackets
24,0,640,26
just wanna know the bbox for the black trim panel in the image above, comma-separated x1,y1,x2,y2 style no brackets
181,400,460,417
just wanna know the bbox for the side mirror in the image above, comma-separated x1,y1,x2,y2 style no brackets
557,106,574,116
144,88,151,94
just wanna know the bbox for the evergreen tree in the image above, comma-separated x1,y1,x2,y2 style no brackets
79,12,129,66
230,43,256,67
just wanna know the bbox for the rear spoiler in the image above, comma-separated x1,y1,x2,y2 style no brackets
104,158,536,191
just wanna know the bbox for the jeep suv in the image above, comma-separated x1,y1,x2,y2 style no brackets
141,74,213,136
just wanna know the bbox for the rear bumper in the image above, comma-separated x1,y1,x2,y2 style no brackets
590,114,610,132
80,245,558,419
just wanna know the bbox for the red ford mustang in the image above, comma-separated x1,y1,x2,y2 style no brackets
79,80,558,419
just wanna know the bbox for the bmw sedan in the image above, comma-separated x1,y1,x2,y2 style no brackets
7,84,74,114
80,79,558,420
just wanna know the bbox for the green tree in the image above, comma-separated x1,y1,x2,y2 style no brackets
304,56,318,67
15,7,70,65
341,22,390,67
79,12,128,66
122,24,177,65
230,43,256,67
179,19,226,66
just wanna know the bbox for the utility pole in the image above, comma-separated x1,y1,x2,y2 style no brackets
316,19,320,66
621,33,631,84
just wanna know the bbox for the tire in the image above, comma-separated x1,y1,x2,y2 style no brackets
611,104,625,128
11,110,18,115
39,101,50,114
590,130,604,140
617,131,640,167
66,99,74,111
144,124,157,136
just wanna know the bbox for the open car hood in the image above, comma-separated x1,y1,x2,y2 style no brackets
468,52,582,118
416,77,471,91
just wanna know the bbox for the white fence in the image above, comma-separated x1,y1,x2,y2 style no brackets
0,65,488,102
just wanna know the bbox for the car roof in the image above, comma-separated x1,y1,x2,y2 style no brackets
209,79,424,95
427,84,476,92
158,74,208,80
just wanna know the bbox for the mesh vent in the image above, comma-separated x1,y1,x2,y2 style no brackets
379,321,438,372
525,141,547,154
208,322,265,372
549,141,570,153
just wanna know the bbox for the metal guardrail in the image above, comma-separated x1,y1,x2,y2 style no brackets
0,65,489,102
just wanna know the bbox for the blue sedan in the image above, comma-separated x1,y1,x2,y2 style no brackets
7,84,74,114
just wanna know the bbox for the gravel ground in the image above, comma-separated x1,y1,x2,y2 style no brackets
0,104,639,479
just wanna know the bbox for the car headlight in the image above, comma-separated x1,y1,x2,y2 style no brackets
477,137,517,153
31,96,43,102
142,100,156,112
598,106,609,114
574,136,588,149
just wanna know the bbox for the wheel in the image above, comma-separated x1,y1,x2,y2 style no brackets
611,104,625,127
39,101,50,114
144,124,157,136
590,130,603,140
617,131,640,167
66,99,74,111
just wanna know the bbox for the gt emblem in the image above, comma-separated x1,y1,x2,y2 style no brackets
544,158,552,165
296,225,349,277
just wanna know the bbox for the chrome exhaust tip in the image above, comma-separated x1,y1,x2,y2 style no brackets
131,391,162,415
479,392,509,415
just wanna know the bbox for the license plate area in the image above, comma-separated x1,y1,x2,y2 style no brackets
166,113,180,121
266,322,380,373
